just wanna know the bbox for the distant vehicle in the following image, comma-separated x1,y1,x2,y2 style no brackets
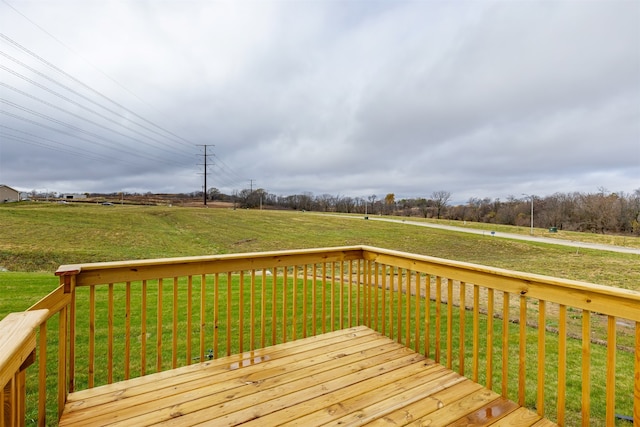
101,202,114,206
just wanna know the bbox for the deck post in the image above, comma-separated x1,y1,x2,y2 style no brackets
0,310,49,427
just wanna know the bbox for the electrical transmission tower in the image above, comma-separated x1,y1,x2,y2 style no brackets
197,145,214,206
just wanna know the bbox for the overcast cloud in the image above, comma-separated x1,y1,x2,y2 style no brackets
0,0,638,203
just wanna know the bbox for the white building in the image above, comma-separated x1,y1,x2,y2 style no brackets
0,185,20,203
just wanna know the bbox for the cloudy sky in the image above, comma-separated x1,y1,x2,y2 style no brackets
0,0,638,203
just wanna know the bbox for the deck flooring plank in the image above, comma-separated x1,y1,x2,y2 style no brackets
68,338,421,426
488,406,544,426
58,327,557,427
365,378,485,426
61,328,388,424
165,353,430,426
408,388,502,426
530,419,559,426
279,370,466,426
240,362,449,426
65,325,373,404
447,396,520,426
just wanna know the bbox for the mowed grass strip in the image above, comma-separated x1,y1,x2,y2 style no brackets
1,202,638,289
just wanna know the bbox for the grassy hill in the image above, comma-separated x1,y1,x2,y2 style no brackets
1,201,638,289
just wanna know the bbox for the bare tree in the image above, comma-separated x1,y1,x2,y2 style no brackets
431,191,452,219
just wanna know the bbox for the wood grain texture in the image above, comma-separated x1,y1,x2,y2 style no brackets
58,326,555,427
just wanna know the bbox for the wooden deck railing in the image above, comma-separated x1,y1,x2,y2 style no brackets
1,245,639,426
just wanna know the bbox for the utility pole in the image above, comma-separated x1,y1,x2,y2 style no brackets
522,193,534,235
197,145,214,206
249,179,255,193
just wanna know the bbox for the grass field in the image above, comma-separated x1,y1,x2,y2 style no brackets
1,202,638,425
1,201,639,287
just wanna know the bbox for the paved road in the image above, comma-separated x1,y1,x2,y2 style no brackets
329,214,640,255
370,217,640,255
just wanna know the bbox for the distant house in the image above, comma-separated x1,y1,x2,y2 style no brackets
0,185,20,203
60,193,87,200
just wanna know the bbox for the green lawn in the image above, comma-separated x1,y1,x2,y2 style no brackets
1,202,638,289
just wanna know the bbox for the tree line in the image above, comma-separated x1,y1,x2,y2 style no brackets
210,187,640,236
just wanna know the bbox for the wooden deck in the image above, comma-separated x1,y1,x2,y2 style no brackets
59,326,556,426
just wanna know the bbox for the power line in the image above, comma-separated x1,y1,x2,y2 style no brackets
0,79,192,164
0,33,194,149
1,0,192,147
0,99,187,166
0,51,193,158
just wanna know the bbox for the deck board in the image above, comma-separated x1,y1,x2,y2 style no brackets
59,326,556,427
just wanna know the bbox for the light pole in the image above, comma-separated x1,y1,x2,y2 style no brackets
522,194,534,235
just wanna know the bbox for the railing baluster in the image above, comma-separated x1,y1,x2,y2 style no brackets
226,272,232,356
582,310,591,423
141,280,147,376
57,306,67,420
156,278,163,371
1,378,5,424
339,262,344,330
368,260,373,328
381,264,387,336
519,293,526,406
502,291,509,397
322,263,327,334
405,269,410,347
435,276,442,364
414,271,420,353
213,273,219,359
292,266,298,341
362,260,367,327
557,304,567,425
260,269,267,348
393,269,399,343
69,281,76,394
302,265,308,338
372,263,378,331
89,286,95,387
486,288,494,390
38,322,47,426
459,281,466,376
271,267,277,346
606,316,616,425
356,260,361,325
397,269,403,344
311,264,317,336
239,271,244,353
186,275,192,365
125,282,131,379
447,278,453,369
330,262,336,331
537,300,546,415
172,277,178,369
199,274,205,363
282,268,288,341
108,283,114,383
250,270,256,350
472,285,479,382
424,274,431,358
